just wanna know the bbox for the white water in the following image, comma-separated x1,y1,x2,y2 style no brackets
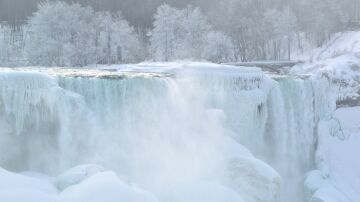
0,65,335,202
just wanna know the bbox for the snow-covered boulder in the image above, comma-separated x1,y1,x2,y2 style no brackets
58,171,158,202
222,157,282,202
0,167,159,202
55,164,105,191
304,170,328,200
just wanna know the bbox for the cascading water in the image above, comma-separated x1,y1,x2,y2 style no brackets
0,64,335,202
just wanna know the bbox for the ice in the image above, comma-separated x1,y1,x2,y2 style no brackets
305,107,360,202
58,171,158,202
291,31,360,104
55,165,106,191
0,167,158,202
222,157,282,202
0,167,57,194
0,71,93,173
163,181,245,202
0,63,337,202
289,31,360,202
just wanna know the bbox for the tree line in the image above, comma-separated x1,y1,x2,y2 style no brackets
0,0,359,67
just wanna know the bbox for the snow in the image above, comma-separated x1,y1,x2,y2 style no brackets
0,168,57,194
0,165,278,202
291,31,360,103
334,107,360,134
58,171,158,202
0,62,262,79
310,32,360,61
305,107,360,202
288,31,360,202
163,181,245,202
0,167,158,202
55,165,106,191
222,157,282,202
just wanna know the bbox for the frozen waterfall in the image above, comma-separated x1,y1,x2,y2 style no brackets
0,64,335,202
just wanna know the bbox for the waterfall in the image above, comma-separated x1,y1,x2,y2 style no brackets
0,65,335,202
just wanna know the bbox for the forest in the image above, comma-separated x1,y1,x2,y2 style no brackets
0,0,359,66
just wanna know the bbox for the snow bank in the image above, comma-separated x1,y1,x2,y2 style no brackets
291,31,360,104
0,167,158,202
55,165,105,191
305,107,360,202
0,168,57,194
0,168,57,202
58,171,158,202
311,32,360,61
0,164,280,202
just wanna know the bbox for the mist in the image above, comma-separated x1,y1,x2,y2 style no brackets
0,0,360,202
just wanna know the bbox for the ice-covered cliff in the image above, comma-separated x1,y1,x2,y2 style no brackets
290,31,360,202
292,31,360,106
0,63,336,202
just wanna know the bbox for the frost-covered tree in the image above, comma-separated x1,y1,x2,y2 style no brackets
203,31,234,63
0,25,11,64
3,0,359,64
96,12,141,64
264,7,298,60
149,4,182,61
0,24,26,66
177,6,210,59
25,1,96,66
25,1,141,67
150,4,214,61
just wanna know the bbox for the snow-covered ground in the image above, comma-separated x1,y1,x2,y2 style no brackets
0,165,158,202
290,31,360,202
305,107,360,202
292,31,360,105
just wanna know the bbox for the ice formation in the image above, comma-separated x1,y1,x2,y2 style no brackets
0,63,336,202
292,31,360,105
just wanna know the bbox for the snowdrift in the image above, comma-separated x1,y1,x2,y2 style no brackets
305,107,360,202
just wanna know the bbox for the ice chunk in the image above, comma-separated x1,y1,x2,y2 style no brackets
59,171,158,202
222,157,282,202
55,164,105,191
